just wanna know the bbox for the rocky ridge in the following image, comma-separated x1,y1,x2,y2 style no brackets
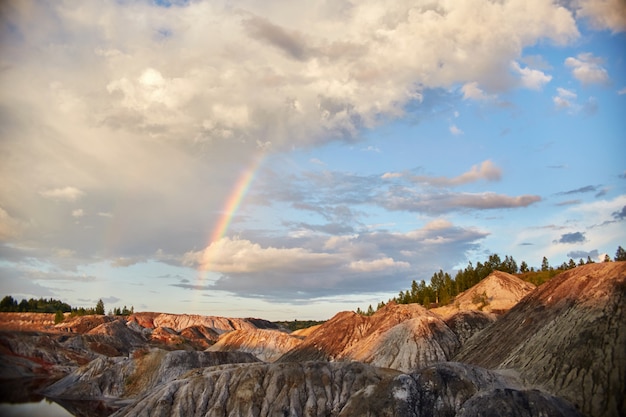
110,361,581,417
279,302,460,372
455,261,626,417
208,328,302,362
431,270,536,318
2,263,624,417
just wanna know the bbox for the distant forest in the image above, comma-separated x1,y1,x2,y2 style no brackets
356,245,626,316
0,296,133,321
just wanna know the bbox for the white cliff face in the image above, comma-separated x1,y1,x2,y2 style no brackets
208,328,302,362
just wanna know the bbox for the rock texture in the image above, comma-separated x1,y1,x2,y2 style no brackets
280,303,459,372
0,312,56,331
112,361,400,417
208,328,302,362
136,313,259,334
432,270,536,318
111,361,581,417
43,349,260,400
455,262,626,417
443,310,497,345
291,324,322,339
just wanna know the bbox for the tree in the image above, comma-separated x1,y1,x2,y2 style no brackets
54,310,65,324
568,258,577,269
541,256,550,272
603,254,611,263
615,246,626,261
519,261,529,273
0,296,17,312
95,299,105,315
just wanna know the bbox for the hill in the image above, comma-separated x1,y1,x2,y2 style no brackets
455,261,626,417
431,270,536,318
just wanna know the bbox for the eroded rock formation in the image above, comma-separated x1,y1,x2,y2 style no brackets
208,328,302,362
43,349,260,400
279,303,459,372
432,270,536,318
455,261,626,417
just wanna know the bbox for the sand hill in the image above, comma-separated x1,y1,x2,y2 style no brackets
432,270,536,318
208,328,302,362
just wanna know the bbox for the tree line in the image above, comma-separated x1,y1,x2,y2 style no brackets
356,245,626,315
0,296,135,323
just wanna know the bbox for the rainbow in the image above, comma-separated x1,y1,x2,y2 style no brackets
198,152,265,273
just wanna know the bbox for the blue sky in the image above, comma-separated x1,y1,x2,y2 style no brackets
1,0,625,320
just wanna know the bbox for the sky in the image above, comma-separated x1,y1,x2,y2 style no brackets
0,0,625,320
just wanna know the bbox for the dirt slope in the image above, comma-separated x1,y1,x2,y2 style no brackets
208,329,302,362
432,270,536,318
455,262,626,417
279,303,459,372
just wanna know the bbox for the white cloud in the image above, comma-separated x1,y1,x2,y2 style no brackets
39,187,85,202
461,82,496,101
565,53,610,85
618,87,626,95
511,61,552,90
553,87,577,109
72,209,84,218
382,172,403,179
0,207,23,240
409,160,501,187
183,237,342,274
349,257,410,272
449,124,464,135
575,0,626,33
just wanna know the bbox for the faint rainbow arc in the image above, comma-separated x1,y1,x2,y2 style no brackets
198,153,265,274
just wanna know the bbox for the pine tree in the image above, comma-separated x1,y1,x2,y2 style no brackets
615,246,626,261
95,299,105,315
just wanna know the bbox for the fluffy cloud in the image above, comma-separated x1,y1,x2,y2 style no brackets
177,221,487,300
0,0,592,304
511,61,552,90
565,53,610,85
553,87,577,109
461,82,496,101
575,0,626,32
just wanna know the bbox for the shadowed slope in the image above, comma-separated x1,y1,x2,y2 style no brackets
454,262,626,417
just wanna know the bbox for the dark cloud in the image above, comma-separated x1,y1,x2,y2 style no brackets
554,232,586,244
243,16,311,61
383,190,541,214
567,249,599,259
613,206,626,220
177,222,488,302
556,185,599,195
519,242,534,246
101,296,121,304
